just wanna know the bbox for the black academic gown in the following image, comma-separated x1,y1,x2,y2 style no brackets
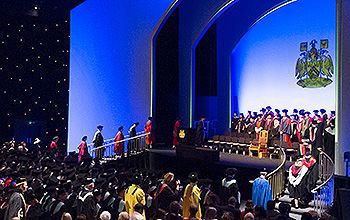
4,191,26,220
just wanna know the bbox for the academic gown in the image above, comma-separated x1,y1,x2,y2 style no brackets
114,131,124,155
288,165,308,200
252,176,272,209
279,117,292,147
182,183,201,219
4,191,26,220
324,127,335,161
220,177,239,205
173,120,181,146
145,120,153,145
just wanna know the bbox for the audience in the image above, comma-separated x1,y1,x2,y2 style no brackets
0,137,337,220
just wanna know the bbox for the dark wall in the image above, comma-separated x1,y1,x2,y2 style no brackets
0,14,70,148
155,9,179,145
195,24,218,121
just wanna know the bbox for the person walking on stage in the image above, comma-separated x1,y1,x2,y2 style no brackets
78,135,89,163
93,124,104,159
145,117,153,149
172,117,181,149
195,116,205,146
114,126,124,157
49,136,59,157
128,122,139,155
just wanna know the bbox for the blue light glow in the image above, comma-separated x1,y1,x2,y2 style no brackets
68,0,173,151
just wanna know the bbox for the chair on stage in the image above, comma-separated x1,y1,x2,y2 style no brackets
249,130,268,158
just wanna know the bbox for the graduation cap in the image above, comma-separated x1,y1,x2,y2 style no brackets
275,109,280,113
97,124,104,129
118,126,124,131
83,177,94,185
266,106,272,110
260,108,266,113
15,177,27,186
331,110,335,115
282,109,288,113
299,110,305,115
253,112,258,115
33,138,41,145
313,110,319,114
305,111,311,115
320,109,326,114
293,109,298,114
188,172,198,183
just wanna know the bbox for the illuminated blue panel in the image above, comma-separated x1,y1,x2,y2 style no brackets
68,0,173,151
232,0,336,114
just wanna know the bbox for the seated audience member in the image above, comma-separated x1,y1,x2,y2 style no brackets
244,212,255,220
276,202,295,220
166,201,182,220
254,205,267,220
204,207,218,220
100,211,111,220
118,212,130,220
301,212,313,220
61,212,73,220
130,203,144,220
241,200,254,220
221,212,234,220
266,200,279,219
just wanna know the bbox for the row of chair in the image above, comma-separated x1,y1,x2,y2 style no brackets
206,133,300,160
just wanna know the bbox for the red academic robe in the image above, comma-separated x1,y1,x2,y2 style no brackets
173,120,181,146
78,141,87,162
114,131,124,155
145,120,153,145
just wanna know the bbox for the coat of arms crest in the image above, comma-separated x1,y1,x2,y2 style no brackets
295,39,334,88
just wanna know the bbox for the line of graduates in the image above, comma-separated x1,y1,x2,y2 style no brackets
231,106,336,158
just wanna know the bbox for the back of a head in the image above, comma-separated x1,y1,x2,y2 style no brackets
100,211,111,220
169,201,181,214
301,212,313,220
118,212,130,220
266,200,276,211
221,212,234,220
228,196,237,207
278,202,291,215
245,200,255,212
204,207,217,219
244,212,255,220
61,212,73,220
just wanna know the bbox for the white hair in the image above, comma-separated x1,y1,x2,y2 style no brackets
100,211,111,220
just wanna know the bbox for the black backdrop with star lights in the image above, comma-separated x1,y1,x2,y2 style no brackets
0,7,70,150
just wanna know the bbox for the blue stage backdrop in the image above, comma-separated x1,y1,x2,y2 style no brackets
231,0,336,114
68,0,173,151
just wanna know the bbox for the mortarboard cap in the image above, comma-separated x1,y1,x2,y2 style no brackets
320,109,326,114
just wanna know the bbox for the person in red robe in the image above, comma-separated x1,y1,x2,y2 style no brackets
50,136,59,156
172,118,181,149
114,126,124,156
145,117,153,148
78,135,88,163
